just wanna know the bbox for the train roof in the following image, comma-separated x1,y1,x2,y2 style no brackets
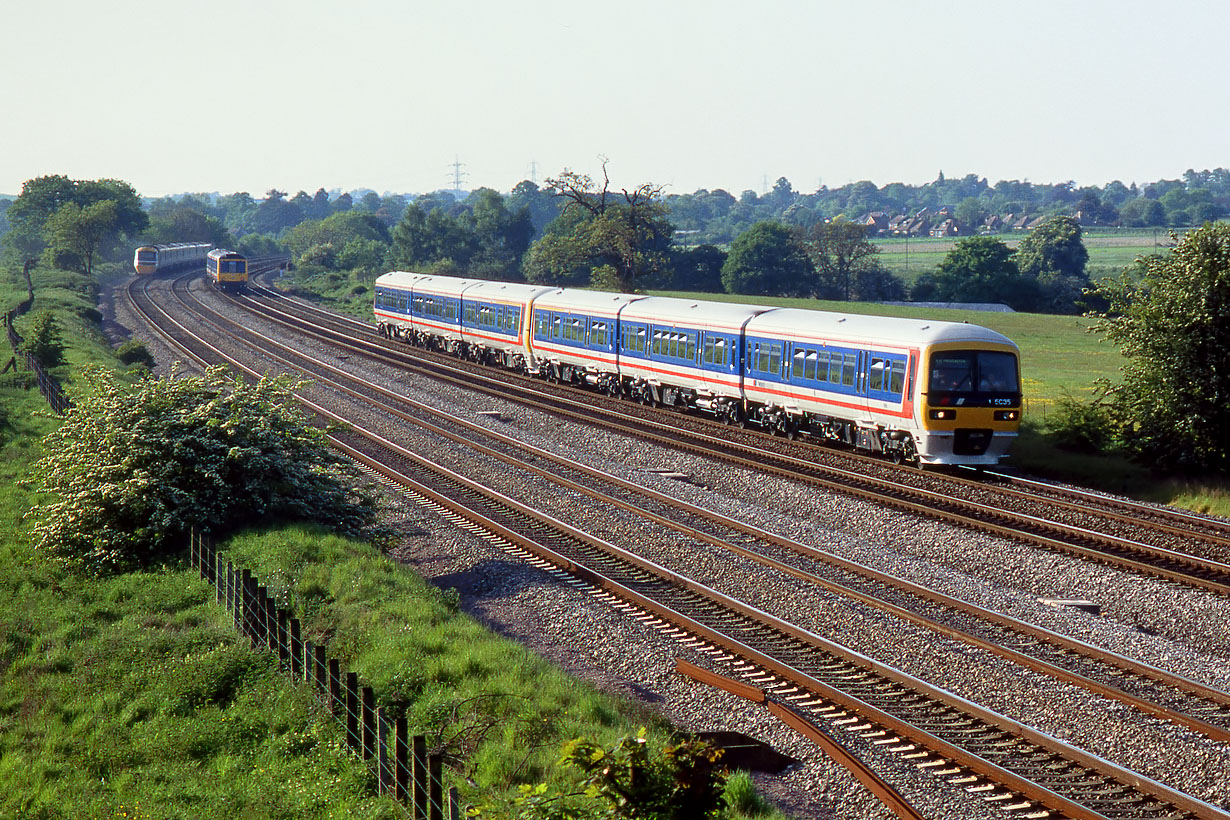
745,307,1018,349
376,271,430,290
207,248,245,259
403,274,484,298
620,296,774,331
136,242,213,251
459,280,557,303
532,287,647,317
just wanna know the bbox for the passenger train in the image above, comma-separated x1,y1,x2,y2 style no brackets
132,242,213,275
206,249,249,292
373,272,1022,467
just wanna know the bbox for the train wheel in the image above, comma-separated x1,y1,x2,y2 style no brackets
892,436,918,466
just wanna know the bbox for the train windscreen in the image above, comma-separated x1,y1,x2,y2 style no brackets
928,351,1019,403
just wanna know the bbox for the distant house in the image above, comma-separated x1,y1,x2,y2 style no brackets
1026,215,1049,229
1011,214,1033,230
929,218,960,237
861,211,890,233
982,215,1003,232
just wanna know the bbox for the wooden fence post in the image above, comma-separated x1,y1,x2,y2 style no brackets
290,618,303,679
413,734,428,820
329,659,342,717
313,644,327,693
395,714,410,802
240,569,253,643
361,686,376,760
447,787,461,820
264,595,277,652
345,672,359,752
276,610,289,666
429,751,443,820
377,707,393,795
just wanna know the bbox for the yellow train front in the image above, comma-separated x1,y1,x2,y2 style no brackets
206,249,248,292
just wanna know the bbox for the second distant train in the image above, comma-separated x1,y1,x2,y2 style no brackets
133,242,213,275
206,249,248,292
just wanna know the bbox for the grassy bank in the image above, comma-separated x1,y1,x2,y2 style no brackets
1,262,785,818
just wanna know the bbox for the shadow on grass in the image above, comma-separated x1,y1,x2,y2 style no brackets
1008,422,1230,517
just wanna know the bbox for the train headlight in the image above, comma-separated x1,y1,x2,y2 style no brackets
994,410,1019,421
928,409,956,420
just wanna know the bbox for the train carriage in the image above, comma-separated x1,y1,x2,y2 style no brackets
206,249,248,291
528,289,646,387
374,271,429,338
402,274,480,354
742,309,1020,465
615,298,770,419
460,280,555,368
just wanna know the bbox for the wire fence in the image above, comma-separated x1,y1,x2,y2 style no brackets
3,307,71,415
189,531,463,819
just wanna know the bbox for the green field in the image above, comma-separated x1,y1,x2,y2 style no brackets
872,229,1178,288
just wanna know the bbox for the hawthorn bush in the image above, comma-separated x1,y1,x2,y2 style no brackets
26,364,379,573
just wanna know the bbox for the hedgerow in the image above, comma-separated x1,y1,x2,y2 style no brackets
25,364,380,574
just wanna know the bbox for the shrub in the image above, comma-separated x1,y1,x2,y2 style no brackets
115,339,154,367
25,364,381,574
1046,393,1118,453
18,309,65,368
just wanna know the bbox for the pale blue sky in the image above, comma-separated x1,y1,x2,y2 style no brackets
3,0,1227,198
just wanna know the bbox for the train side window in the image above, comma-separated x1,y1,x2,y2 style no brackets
869,357,885,392
686,333,696,362
889,360,905,395
767,344,782,377
592,321,607,347
793,349,807,380
842,353,856,386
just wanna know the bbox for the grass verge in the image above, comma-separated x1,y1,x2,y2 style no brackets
1,260,787,819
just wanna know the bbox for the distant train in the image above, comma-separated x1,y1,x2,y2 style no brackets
132,242,213,275
206,249,248,292
372,272,1022,467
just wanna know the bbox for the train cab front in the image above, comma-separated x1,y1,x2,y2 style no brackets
134,246,158,275
917,347,1021,467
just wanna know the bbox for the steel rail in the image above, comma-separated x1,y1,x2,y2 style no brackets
178,281,1230,742
247,275,1230,548
230,286,1230,590
138,273,1230,820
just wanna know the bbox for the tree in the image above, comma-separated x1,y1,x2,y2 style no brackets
919,235,1039,309
43,200,119,274
18,309,64,368
539,163,673,292
5,175,147,261
1091,223,1230,474
26,365,380,574
1119,198,1167,228
720,221,815,297
1015,216,1090,313
801,218,879,300
670,244,727,292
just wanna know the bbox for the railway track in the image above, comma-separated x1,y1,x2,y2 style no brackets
236,278,1230,596
127,272,1230,819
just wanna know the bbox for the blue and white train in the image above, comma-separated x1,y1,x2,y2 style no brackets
373,272,1022,467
